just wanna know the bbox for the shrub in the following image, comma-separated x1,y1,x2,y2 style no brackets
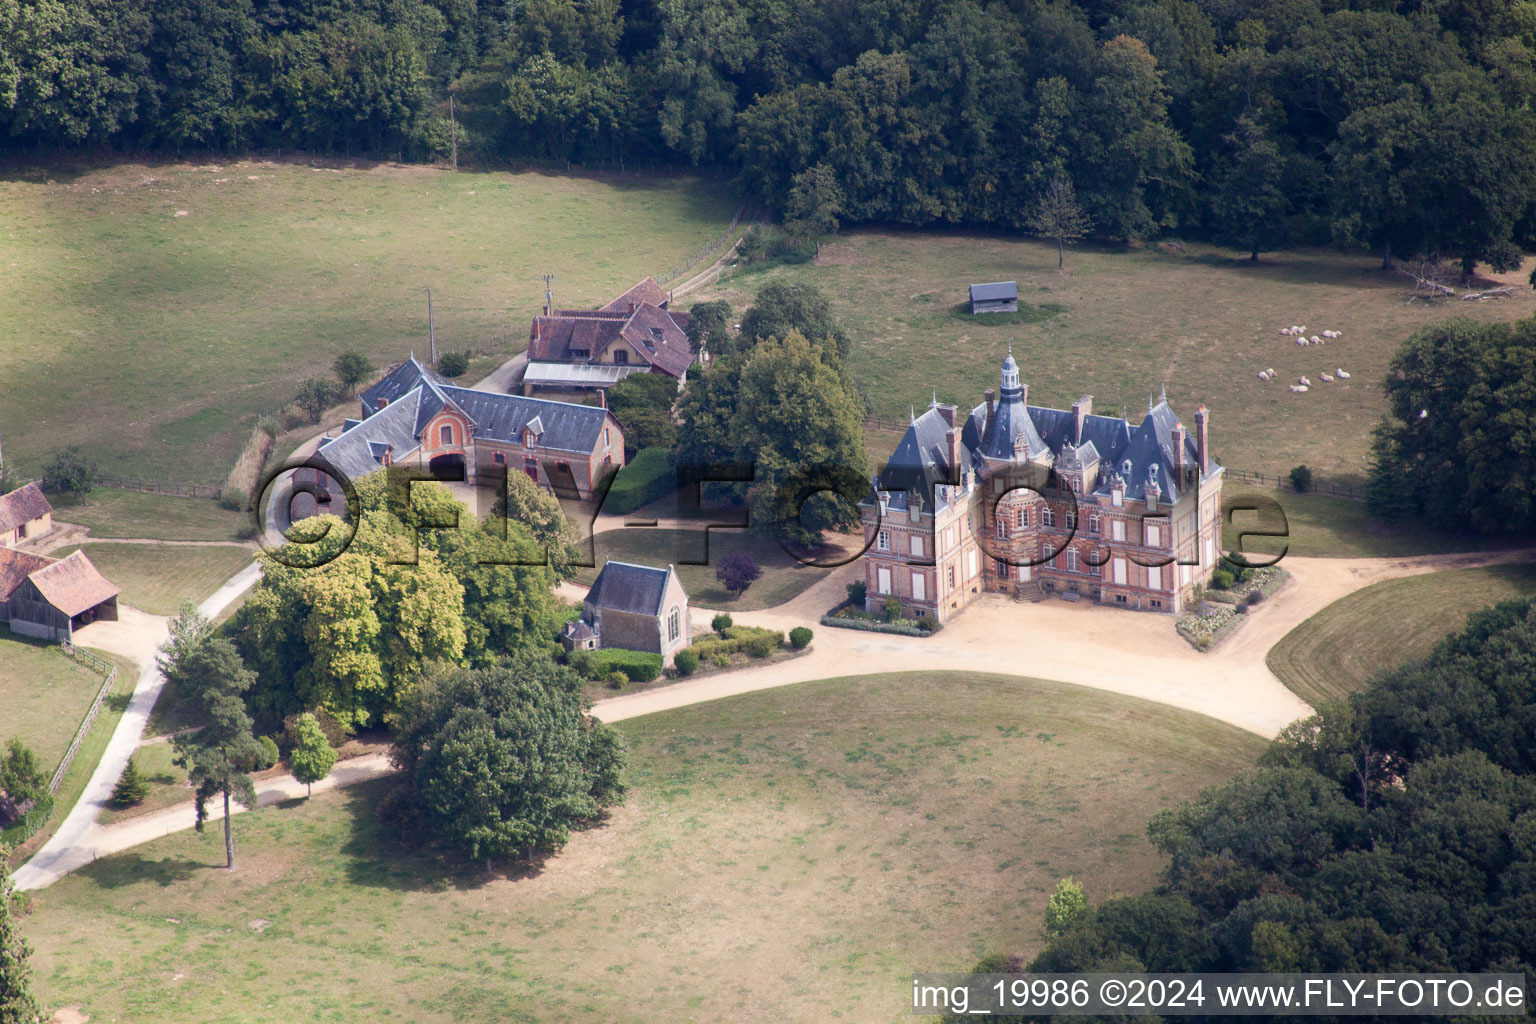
294,377,343,423
788,626,813,649
256,735,280,770
1289,464,1314,493
1248,589,1265,605
605,670,627,688
716,551,763,597
566,649,599,679
218,486,246,511
108,757,150,808
674,648,699,676
916,614,938,633
846,580,866,606
589,648,663,682
1197,635,1215,651
710,652,731,667
42,446,99,496
602,448,676,516
744,633,779,658
712,612,734,633
437,351,470,378
1209,569,1236,592
883,595,902,621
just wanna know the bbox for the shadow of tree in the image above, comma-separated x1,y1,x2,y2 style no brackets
104,692,133,714
75,852,208,889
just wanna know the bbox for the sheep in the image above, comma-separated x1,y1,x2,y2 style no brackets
1336,369,1351,379
1297,337,1310,346
1279,328,1292,335
1309,335,1322,344
1299,375,1311,386
1257,371,1270,381
1322,329,1340,338
1320,373,1334,383
1290,384,1309,393
1267,368,1275,376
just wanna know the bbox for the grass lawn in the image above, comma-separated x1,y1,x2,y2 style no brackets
700,233,1536,486
0,158,737,484
48,488,251,542
22,671,1263,1024
57,543,254,616
97,740,191,827
6,649,137,869
574,527,830,610
0,634,107,768
1219,483,1494,560
1267,564,1536,707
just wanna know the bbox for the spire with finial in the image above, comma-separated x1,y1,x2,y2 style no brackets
1160,383,1167,404
910,404,916,425
931,388,937,408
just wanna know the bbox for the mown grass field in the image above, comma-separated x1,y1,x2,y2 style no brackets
1218,483,1493,559
0,634,106,768
49,488,251,542
701,234,1536,485
1266,564,1536,707
57,543,254,615
0,158,737,483
574,527,829,611
22,672,1265,1024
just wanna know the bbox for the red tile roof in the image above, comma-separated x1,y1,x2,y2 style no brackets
0,482,52,533
0,547,54,602
600,276,669,312
26,550,120,617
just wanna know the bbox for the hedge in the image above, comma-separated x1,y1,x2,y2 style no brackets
602,447,676,516
0,794,55,847
587,647,663,682
688,624,783,661
820,614,928,637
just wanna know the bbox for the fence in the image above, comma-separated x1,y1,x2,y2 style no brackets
1226,468,1362,501
659,206,748,287
49,643,120,794
87,474,220,499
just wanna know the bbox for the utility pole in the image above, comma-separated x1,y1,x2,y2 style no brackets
449,93,457,171
428,288,437,364
541,273,555,316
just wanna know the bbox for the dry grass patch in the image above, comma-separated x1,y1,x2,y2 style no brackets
1267,564,1536,706
22,671,1262,1024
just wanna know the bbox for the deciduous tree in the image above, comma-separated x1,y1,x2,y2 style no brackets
288,712,337,798
1026,174,1092,268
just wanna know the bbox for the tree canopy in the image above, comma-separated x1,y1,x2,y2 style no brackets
389,653,627,868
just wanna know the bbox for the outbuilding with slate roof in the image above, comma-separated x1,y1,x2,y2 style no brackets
525,277,695,397
563,560,690,664
969,281,1018,314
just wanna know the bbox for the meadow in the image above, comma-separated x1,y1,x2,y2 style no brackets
1266,564,1536,707
0,634,107,769
702,234,1536,486
0,158,737,483
56,543,254,615
23,672,1264,1024
48,488,251,542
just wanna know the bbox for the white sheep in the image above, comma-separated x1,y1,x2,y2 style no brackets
1297,337,1309,346
1337,369,1351,379
1267,368,1275,376
1257,371,1270,381
1322,330,1340,338
1290,384,1309,392
1299,375,1311,386
1320,373,1334,383
1309,335,1321,344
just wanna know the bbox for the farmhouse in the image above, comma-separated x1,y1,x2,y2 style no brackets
562,560,690,664
860,351,1224,619
0,482,54,547
320,357,626,501
969,281,1018,314
524,277,694,397
0,547,119,641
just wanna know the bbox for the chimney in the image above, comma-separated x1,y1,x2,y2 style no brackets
597,388,607,409
1071,395,1092,445
1194,405,1210,476
936,403,956,427
984,389,995,423
1171,422,1187,485
946,427,961,475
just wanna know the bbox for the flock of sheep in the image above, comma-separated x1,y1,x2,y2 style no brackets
1259,325,1352,392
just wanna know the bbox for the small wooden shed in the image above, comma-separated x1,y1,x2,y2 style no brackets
0,548,119,642
969,281,1018,314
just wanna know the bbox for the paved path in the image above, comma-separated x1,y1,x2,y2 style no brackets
9,563,262,891
33,754,393,878
588,546,1536,737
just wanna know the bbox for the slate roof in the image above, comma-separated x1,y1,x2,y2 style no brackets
563,618,597,641
438,386,611,451
586,560,674,616
601,276,669,312
0,482,52,533
969,281,1017,302
0,548,53,601
875,406,974,512
874,354,1218,511
316,389,425,482
26,550,120,616
359,357,443,414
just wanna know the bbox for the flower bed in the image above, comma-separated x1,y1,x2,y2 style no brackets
821,600,942,636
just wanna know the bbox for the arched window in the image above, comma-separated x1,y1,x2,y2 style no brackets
1089,514,1100,535
439,424,453,446
667,606,681,642
1042,507,1055,528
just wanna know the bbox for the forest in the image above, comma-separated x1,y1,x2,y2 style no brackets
4,0,1536,274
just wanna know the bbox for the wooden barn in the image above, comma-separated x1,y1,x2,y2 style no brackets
0,481,54,548
0,548,119,641
968,281,1018,314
